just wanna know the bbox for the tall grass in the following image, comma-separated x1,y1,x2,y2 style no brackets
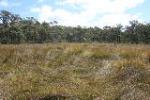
0,43,150,100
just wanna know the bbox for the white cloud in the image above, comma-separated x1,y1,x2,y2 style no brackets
31,0,145,27
61,0,144,13
97,13,142,27
0,0,21,7
0,0,8,7
31,5,93,26
31,5,53,22
37,0,45,3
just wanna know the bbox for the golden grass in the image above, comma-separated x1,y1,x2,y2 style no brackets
0,43,150,100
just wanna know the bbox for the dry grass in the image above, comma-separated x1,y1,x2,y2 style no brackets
0,43,150,100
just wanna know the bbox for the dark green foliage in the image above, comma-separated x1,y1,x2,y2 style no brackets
0,10,150,44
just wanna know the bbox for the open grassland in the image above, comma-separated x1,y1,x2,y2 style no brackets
0,43,150,100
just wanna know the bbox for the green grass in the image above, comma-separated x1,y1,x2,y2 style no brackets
0,43,150,100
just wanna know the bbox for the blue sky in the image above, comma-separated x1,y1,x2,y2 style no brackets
0,0,149,27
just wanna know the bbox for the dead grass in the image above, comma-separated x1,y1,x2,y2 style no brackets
0,43,150,100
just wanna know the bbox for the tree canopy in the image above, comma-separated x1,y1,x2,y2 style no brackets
0,10,150,44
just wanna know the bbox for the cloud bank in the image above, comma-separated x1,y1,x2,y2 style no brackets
31,0,144,27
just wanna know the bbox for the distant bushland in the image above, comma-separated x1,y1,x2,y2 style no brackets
0,10,150,44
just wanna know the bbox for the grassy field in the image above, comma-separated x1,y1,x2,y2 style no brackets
0,43,150,100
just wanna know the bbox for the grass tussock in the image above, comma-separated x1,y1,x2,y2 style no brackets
0,43,150,100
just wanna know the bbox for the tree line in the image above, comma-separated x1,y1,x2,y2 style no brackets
0,10,150,44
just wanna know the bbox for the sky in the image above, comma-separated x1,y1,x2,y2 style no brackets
0,0,150,27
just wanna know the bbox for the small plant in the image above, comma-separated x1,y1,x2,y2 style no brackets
64,46,83,55
91,49,112,59
142,51,150,63
119,49,141,59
